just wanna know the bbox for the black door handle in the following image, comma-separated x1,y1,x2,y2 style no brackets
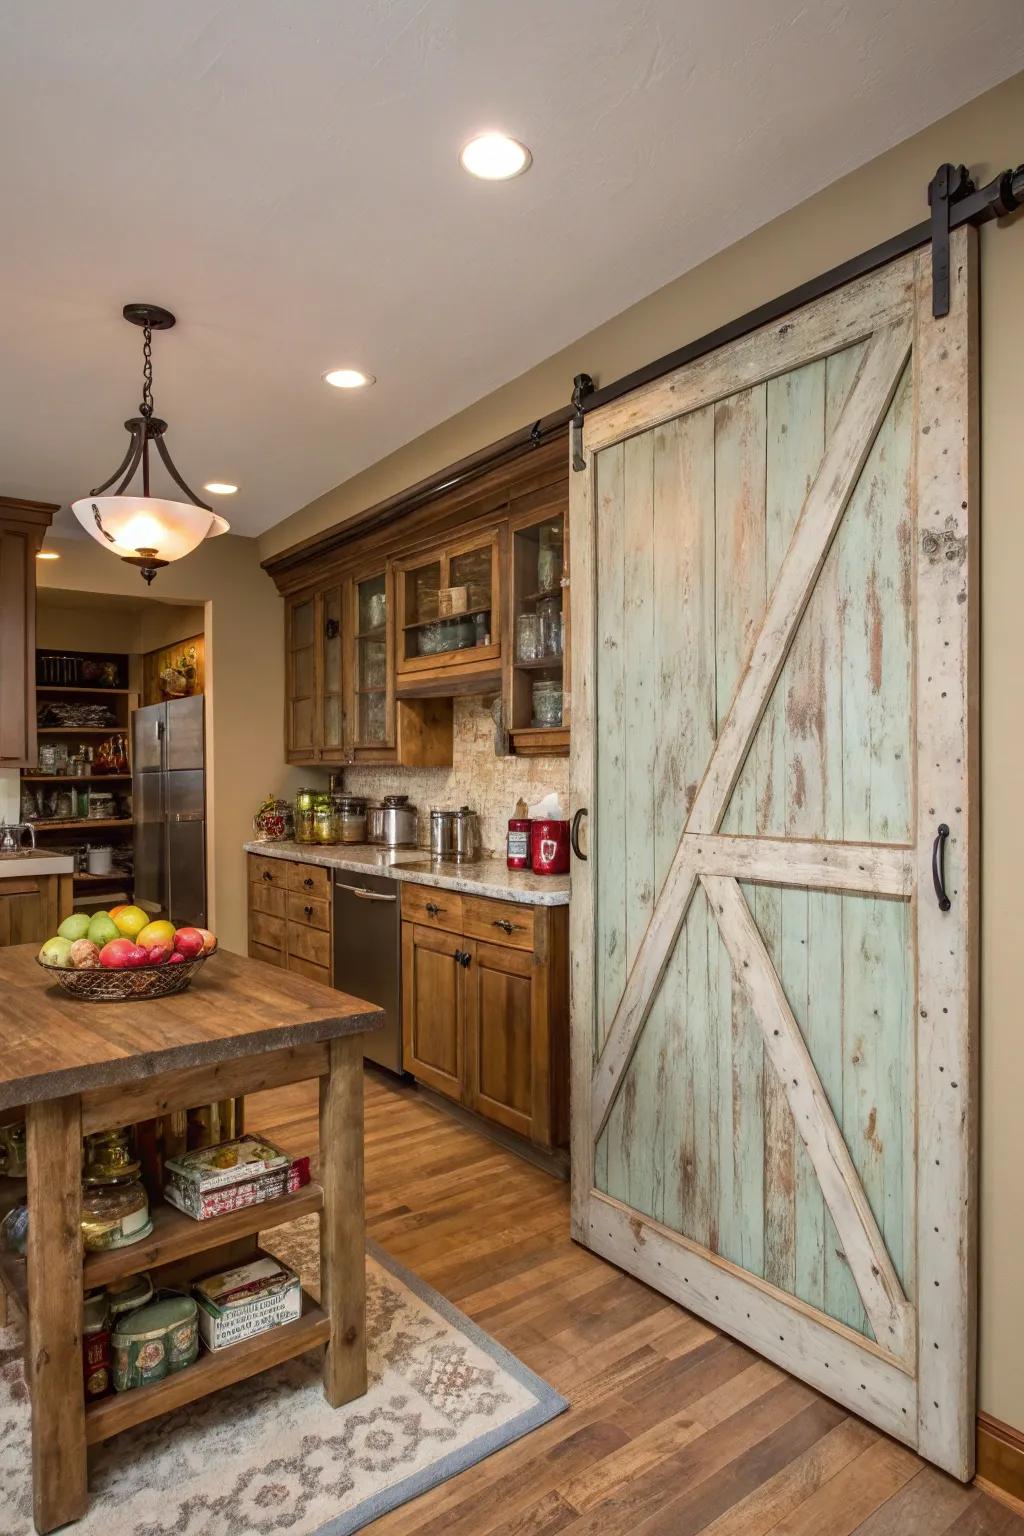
932,823,952,911
453,949,471,969
570,807,588,861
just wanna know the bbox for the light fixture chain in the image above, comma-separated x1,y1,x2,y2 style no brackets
140,323,154,419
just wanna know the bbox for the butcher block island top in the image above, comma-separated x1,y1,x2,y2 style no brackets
0,943,383,1110
0,943,381,1535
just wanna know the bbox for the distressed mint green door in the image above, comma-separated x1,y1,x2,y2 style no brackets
569,234,977,1478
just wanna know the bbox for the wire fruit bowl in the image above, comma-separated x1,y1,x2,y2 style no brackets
36,953,209,1002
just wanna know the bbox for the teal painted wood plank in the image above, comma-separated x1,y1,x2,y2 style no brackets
713,384,767,1275
761,358,827,1295
617,432,661,1220
653,408,715,1239
593,442,626,1197
685,882,719,1251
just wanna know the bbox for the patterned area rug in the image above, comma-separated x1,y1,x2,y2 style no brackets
0,1219,566,1535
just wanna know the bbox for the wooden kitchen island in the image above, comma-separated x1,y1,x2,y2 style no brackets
0,944,383,1534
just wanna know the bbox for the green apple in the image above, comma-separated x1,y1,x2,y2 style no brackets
87,913,120,947
57,912,91,942
39,936,74,969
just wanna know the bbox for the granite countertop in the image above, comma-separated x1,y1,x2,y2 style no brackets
243,840,571,907
0,848,75,878
0,946,382,1109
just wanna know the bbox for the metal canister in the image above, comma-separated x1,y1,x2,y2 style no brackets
452,807,482,863
430,809,456,860
83,1290,111,1402
112,1291,199,1392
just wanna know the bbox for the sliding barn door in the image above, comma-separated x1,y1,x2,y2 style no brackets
569,231,977,1477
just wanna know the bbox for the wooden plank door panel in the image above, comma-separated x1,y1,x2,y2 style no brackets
465,940,535,1140
570,232,977,1478
401,922,463,1101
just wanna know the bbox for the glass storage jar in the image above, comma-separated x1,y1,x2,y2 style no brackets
81,1177,152,1252
532,678,563,728
294,787,318,844
313,793,336,844
515,612,543,663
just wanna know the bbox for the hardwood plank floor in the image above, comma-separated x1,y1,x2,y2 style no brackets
248,1070,1021,1536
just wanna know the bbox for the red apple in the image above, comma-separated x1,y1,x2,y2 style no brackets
173,927,205,959
99,938,136,969
167,951,188,965
144,941,173,966
196,928,218,955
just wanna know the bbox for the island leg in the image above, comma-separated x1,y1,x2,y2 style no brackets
319,1035,366,1407
26,1094,87,1533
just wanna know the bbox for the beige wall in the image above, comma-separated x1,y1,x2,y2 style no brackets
261,73,1024,1427
36,535,317,954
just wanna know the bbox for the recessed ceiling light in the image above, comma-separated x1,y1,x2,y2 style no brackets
459,133,532,181
36,550,60,560
204,482,238,495
322,368,375,389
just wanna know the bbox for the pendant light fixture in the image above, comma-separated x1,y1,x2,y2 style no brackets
71,304,229,584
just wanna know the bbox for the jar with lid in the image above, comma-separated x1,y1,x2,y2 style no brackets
313,792,336,844
81,1126,152,1252
532,678,563,728
515,612,542,663
294,787,318,844
333,794,367,844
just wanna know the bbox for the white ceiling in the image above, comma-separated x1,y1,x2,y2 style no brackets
2,2,1021,539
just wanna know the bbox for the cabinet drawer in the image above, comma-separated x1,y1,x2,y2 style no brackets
287,954,331,986
463,895,535,951
286,892,331,931
249,939,286,969
249,910,286,952
288,921,332,970
249,880,286,919
287,862,331,900
248,854,288,889
401,884,463,934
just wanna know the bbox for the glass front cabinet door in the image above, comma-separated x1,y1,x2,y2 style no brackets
345,567,395,758
394,531,502,688
285,593,317,761
506,500,569,755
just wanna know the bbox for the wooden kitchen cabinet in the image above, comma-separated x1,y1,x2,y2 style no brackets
504,487,569,757
0,496,57,770
247,853,333,986
400,884,568,1149
0,871,73,946
394,528,503,695
285,584,346,765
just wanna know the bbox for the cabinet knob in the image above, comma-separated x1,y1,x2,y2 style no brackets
426,901,442,916
262,870,272,882
304,904,313,918
304,876,314,889
493,918,514,935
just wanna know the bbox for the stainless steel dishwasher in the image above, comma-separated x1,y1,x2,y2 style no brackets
333,868,404,1073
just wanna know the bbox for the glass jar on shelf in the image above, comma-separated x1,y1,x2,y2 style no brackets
294,787,318,844
516,612,543,663
313,792,336,844
532,678,564,728
537,595,563,658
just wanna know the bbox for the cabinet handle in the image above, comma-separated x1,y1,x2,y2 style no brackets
571,807,588,861
932,822,952,912
460,950,471,969
493,919,514,935
303,904,313,918
426,901,442,916
304,876,314,889
453,948,465,965
262,870,272,881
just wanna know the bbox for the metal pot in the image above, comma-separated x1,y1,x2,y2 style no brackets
366,794,418,848
451,807,482,863
430,809,457,860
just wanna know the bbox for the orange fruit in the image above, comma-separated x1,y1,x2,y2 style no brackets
112,905,150,939
138,919,176,949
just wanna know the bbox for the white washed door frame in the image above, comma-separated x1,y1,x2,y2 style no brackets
568,230,978,1478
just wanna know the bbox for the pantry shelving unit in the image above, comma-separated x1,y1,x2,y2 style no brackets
22,649,138,904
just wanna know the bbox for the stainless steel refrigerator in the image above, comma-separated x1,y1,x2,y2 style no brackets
132,695,207,927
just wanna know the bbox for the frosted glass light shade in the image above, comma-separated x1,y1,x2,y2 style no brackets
71,496,229,563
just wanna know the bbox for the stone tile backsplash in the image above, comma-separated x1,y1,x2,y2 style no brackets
342,696,569,855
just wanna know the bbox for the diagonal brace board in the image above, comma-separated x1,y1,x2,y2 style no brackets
701,874,913,1360
591,316,913,1138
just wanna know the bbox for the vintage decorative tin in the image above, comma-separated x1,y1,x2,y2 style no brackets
195,1255,301,1351
83,1290,111,1402
105,1271,154,1321
112,1292,199,1391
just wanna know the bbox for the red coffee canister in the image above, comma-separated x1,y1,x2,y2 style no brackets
530,818,570,875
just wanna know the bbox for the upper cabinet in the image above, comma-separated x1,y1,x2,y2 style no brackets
505,485,569,757
0,497,57,770
394,528,502,694
269,435,569,764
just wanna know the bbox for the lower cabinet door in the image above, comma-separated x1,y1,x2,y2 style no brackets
464,940,539,1143
401,922,464,1100
0,883,46,946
